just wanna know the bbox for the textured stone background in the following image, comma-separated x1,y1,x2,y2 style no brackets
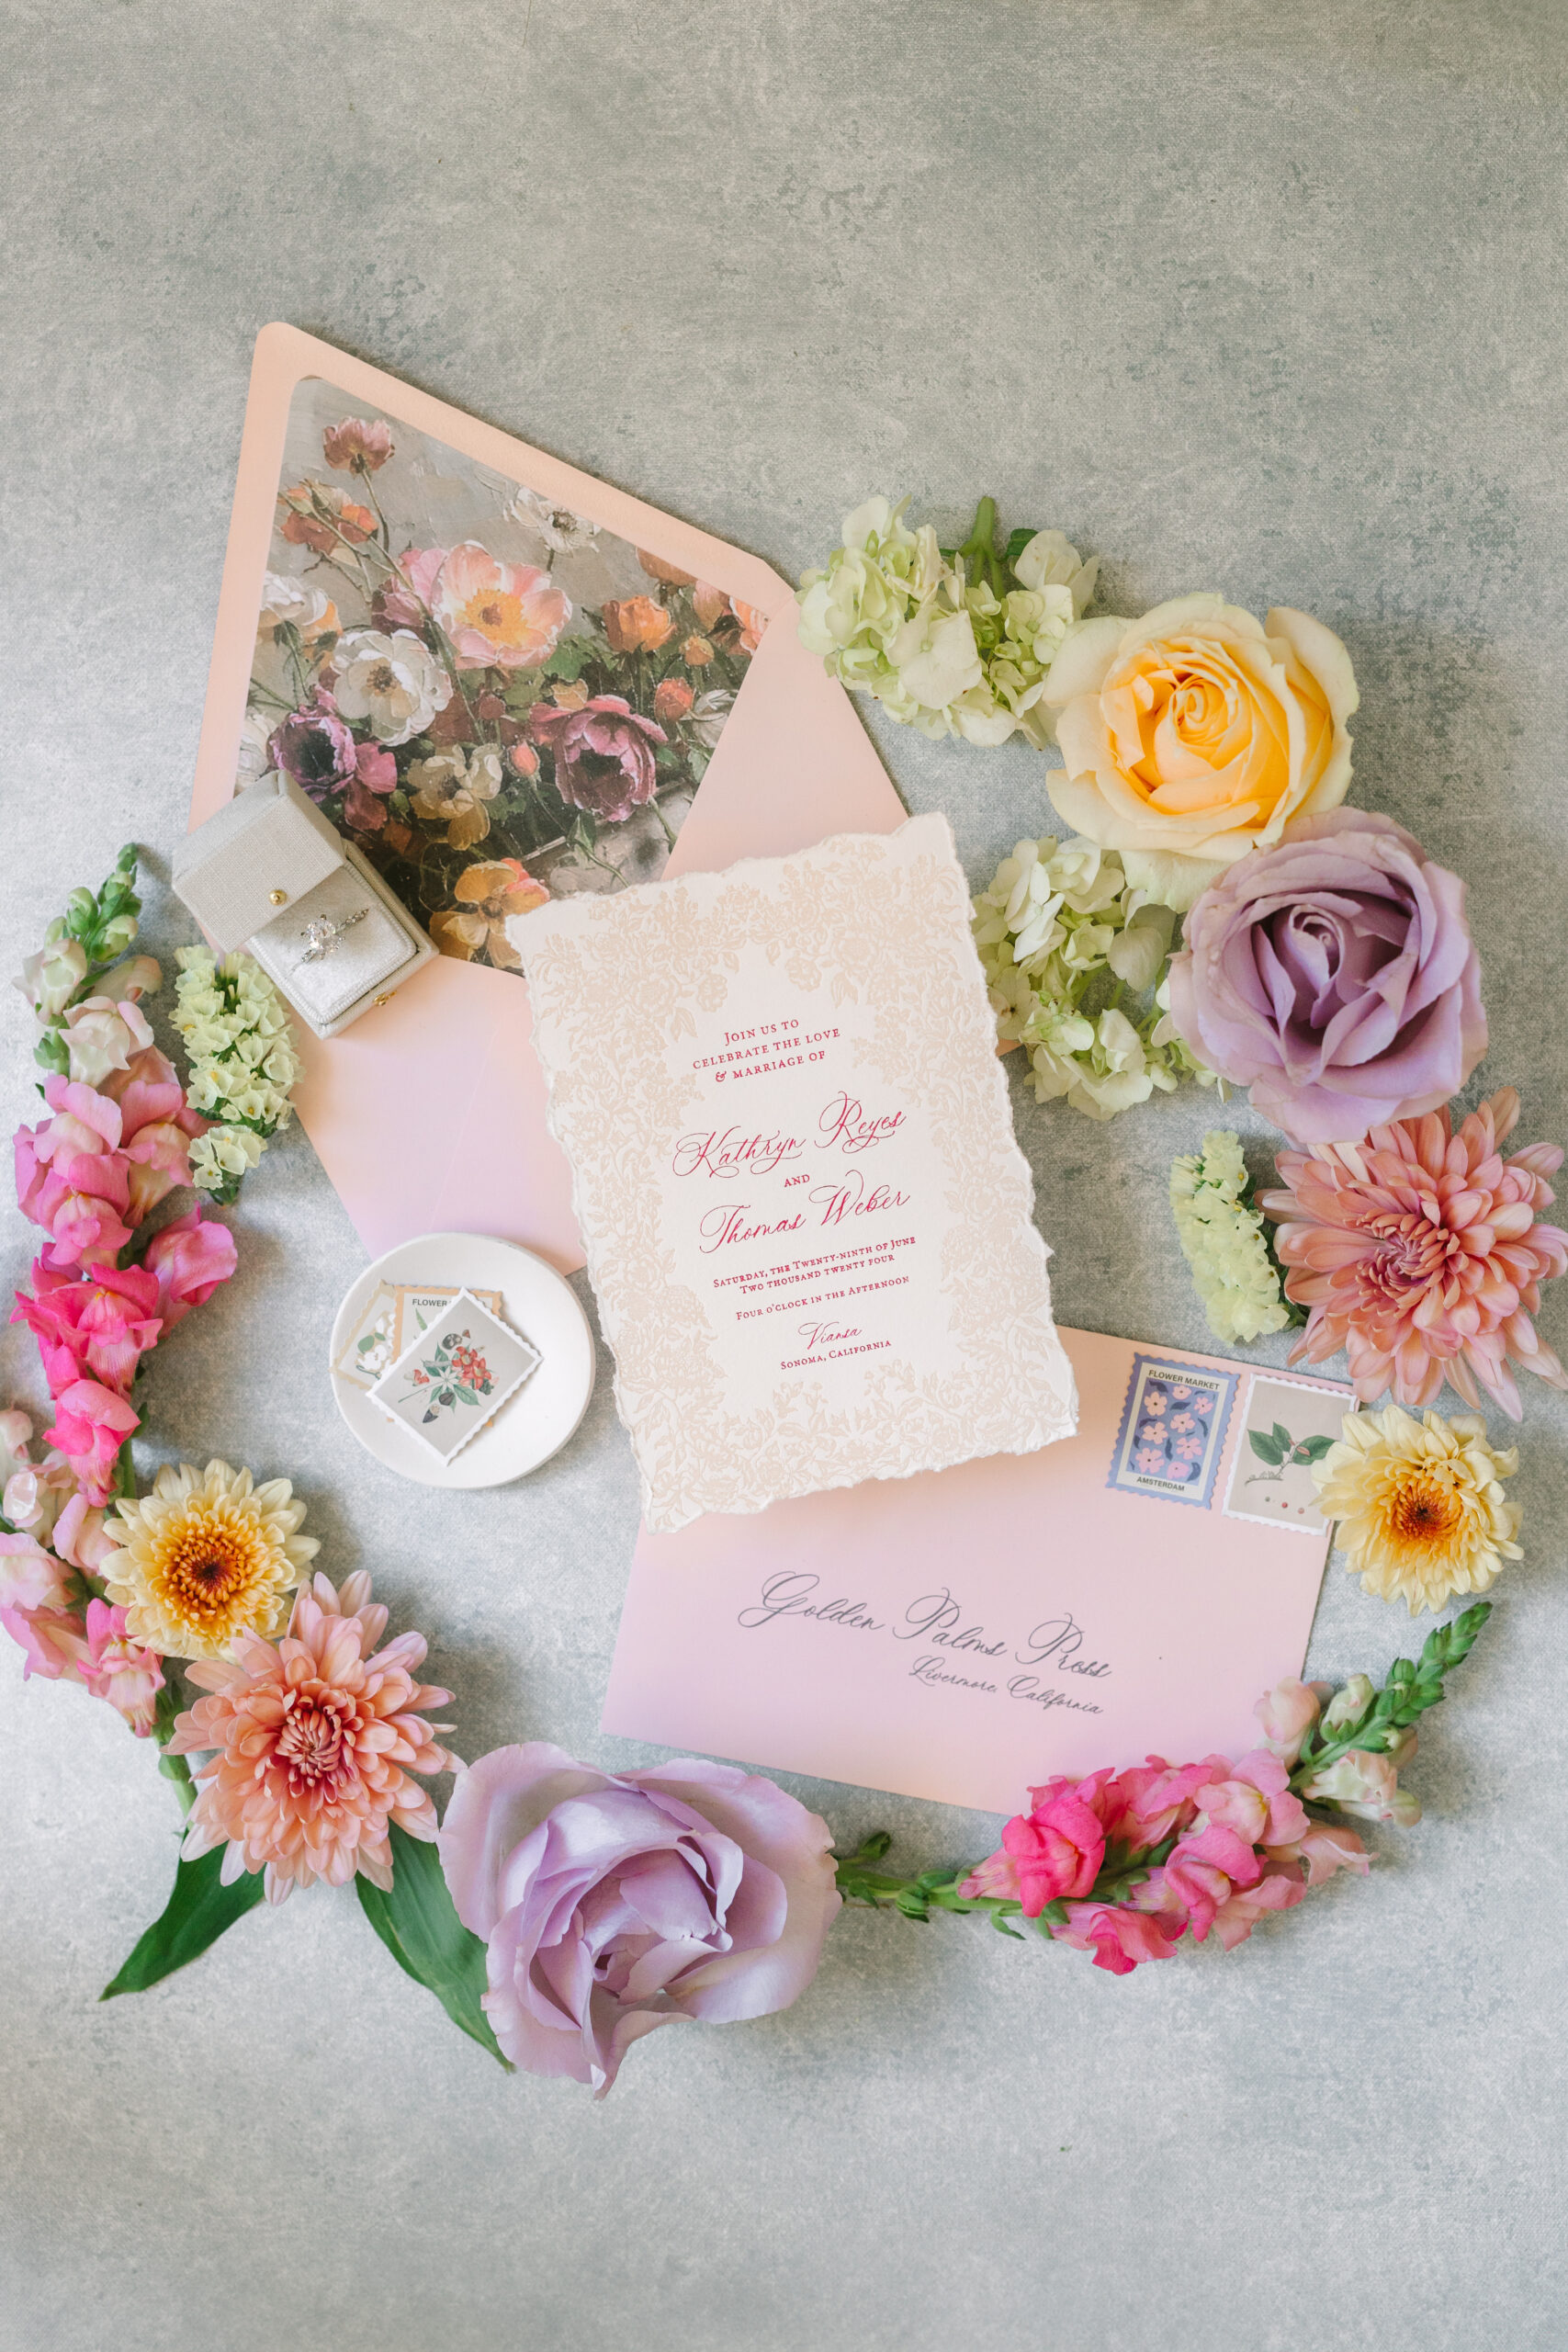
2,4,1564,2346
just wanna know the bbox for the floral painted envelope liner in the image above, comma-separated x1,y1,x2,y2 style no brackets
240,379,761,973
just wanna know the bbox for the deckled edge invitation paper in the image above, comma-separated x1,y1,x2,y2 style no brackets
520,813,1077,1531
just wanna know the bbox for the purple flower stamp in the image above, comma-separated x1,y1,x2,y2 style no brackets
1108,1355,1237,1509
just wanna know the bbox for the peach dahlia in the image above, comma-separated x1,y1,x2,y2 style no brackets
1264,1089,1567,1418
170,1571,454,1903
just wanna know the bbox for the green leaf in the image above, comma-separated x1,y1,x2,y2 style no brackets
1248,1430,1286,1465
1271,1421,1294,1448
537,636,593,684
1003,526,1042,570
453,1384,479,1407
355,1822,512,2067
101,1845,265,1998
1297,1433,1337,1464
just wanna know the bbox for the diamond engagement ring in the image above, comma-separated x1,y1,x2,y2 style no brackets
298,907,368,963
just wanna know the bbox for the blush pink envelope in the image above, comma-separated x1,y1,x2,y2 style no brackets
603,1333,1352,1813
186,325,905,1273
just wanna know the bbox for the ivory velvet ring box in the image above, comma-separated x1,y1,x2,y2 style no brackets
172,773,434,1037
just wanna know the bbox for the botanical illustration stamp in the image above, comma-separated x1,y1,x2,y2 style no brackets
370,1289,541,1462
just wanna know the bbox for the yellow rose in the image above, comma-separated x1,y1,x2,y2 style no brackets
1042,594,1358,910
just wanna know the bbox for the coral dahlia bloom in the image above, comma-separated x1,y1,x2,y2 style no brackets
1313,1403,1521,1614
433,540,570,670
102,1459,318,1659
1263,1089,1568,1417
170,1571,454,1903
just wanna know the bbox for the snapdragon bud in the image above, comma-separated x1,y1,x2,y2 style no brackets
1323,1673,1376,1731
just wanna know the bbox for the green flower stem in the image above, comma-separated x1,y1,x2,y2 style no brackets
833,1831,1179,1939
1288,1602,1492,1791
958,495,1006,599
150,1679,197,1816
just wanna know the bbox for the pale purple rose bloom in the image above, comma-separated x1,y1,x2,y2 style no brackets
1165,808,1487,1144
439,1743,841,2096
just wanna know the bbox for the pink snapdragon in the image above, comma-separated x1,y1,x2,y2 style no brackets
1254,1676,1328,1765
11,1260,163,1396
998,1775,1111,1910
0,1603,92,1683
15,1088,135,1271
0,1532,74,1611
1050,1901,1183,1975
44,1379,140,1505
3,1452,77,1542
964,1730,1373,1975
60,994,154,1088
1298,1746,1422,1826
52,1487,116,1571
143,1209,237,1328
80,1600,164,1736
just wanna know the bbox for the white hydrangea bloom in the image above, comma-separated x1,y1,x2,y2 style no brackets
797,498,1097,749
969,837,1204,1120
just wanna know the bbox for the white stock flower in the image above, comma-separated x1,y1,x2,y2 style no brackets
175,950,301,1195
190,1126,265,1187
331,629,454,745
1169,1130,1292,1344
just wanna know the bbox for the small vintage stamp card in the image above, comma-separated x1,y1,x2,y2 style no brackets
333,1283,400,1392
1107,1353,1238,1510
1224,1374,1353,1535
369,1290,541,1463
391,1283,504,1357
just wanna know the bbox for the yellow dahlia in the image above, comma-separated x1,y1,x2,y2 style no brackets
1312,1405,1521,1615
101,1459,318,1659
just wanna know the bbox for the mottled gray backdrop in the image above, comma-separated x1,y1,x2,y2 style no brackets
2,5,1564,2347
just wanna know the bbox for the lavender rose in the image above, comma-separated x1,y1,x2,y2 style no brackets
527,695,666,824
1165,808,1486,1144
439,1744,841,2095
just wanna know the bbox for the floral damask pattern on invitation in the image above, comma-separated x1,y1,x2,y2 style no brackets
239,379,760,972
520,814,1078,1531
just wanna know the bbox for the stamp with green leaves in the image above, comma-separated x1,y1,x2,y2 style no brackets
370,1287,540,1464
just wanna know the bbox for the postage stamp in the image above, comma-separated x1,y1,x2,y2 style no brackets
1223,1374,1353,1534
1107,1353,1238,1510
369,1290,541,1463
391,1283,505,1357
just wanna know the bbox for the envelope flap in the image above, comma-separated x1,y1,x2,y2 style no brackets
174,774,344,951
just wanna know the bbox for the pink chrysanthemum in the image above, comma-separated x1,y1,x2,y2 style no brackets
169,1570,454,1904
1263,1088,1567,1418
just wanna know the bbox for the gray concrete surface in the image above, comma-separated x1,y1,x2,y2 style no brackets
2,4,1564,2346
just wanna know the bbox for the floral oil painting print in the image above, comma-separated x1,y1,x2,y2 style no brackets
242,379,760,971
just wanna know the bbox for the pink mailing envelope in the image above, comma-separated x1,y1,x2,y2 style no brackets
187,324,905,1272
603,1334,1354,1813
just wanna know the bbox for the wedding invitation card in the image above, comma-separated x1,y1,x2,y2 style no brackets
602,1332,1356,1812
521,815,1077,1530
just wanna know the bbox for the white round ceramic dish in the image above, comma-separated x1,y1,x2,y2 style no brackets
329,1232,596,1488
